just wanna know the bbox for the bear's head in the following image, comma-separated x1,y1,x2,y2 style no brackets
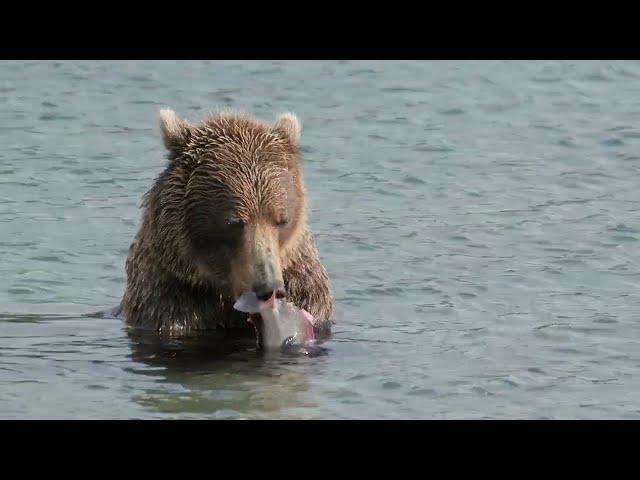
149,109,307,303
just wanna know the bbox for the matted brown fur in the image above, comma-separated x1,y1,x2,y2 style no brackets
118,109,333,336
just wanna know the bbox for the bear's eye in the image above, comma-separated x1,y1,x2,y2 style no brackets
225,217,246,229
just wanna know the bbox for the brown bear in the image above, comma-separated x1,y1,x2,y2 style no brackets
118,109,333,338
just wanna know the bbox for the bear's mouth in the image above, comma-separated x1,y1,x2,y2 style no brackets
245,314,263,348
238,291,276,349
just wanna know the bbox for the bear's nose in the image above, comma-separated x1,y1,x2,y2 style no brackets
255,282,287,302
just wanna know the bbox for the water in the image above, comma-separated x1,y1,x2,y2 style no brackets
2,60,640,419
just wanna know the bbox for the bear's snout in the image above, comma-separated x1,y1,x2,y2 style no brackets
230,222,286,302
255,282,287,302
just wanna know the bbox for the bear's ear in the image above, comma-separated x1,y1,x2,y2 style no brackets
273,112,302,144
159,108,190,151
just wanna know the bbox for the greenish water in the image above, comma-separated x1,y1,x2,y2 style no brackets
1,60,640,418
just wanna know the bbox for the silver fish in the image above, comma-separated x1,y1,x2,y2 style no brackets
233,292,322,355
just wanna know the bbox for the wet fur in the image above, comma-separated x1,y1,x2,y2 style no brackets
118,110,333,336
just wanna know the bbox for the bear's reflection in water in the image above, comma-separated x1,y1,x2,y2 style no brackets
124,328,327,419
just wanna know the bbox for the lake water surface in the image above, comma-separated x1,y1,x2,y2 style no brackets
1,60,640,418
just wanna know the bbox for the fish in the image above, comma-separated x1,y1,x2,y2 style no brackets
233,291,326,356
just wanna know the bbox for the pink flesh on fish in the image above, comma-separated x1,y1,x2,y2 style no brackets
300,308,315,341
